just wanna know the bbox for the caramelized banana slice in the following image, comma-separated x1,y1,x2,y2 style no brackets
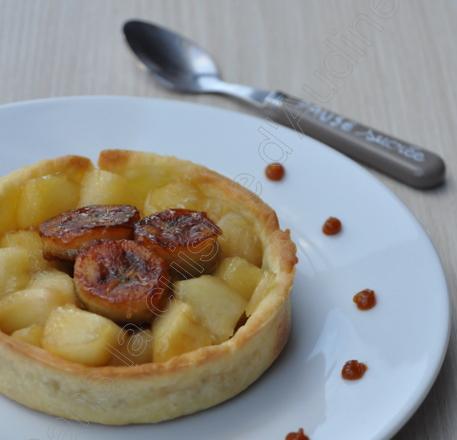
74,240,170,323
134,209,222,278
39,205,140,261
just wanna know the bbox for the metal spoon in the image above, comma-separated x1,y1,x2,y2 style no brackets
123,20,445,188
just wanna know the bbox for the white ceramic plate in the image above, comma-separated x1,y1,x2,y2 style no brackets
0,97,449,440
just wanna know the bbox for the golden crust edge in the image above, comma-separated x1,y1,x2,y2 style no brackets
0,155,93,190
0,149,297,424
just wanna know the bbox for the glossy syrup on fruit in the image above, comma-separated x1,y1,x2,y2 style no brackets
135,209,221,248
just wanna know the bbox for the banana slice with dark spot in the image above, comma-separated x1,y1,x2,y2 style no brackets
39,205,140,261
74,239,170,323
134,209,222,278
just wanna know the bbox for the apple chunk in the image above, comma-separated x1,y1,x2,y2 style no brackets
0,247,33,298
0,287,75,334
28,269,76,304
245,271,276,317
215,256,262,300
143,182,202,215
42,305,120,367
0,231,51,272
174,275,246,343
0,230,43,251
0,186,19,235
151,300,212,362
79,169,134,207
11,324,43,347
217,213,263,266
17,175,80,228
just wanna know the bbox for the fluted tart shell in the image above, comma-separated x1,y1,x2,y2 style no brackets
0,150,297,425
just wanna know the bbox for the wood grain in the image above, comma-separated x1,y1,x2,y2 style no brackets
0,0,456,438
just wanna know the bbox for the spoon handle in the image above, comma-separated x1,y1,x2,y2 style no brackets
262,91,445,188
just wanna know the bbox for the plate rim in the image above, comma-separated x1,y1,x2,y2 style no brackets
0,95,450,439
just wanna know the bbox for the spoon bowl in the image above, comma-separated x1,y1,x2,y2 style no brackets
123,20,221,93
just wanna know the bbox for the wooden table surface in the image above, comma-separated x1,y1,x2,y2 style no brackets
0,1,455,438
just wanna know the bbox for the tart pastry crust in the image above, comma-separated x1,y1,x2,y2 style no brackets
0,150,297,424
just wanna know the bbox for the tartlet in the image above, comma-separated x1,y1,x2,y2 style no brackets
0,150,297,424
